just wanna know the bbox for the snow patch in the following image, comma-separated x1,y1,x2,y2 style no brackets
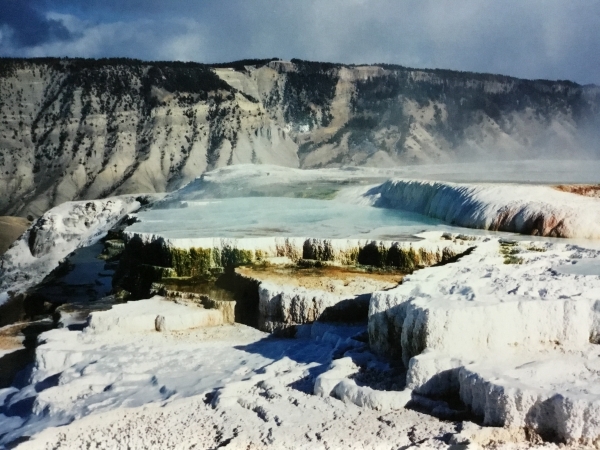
368,179,600,239
86,296,223,334
369,235,600,444
0,196,148,303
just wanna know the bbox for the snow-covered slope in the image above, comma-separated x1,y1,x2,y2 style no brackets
356,179,600,239
0,195,149,304
0,305,446,449
1,298,557,450
369,232,600,444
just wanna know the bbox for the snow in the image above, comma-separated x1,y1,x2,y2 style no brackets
0,302,466,450
313,357,360,397
314,357,413,413
459,348,600,443
4,232,593,448
3,307,561,450
0,196,149,305
86,296,224,333
357,179,600,239
368,233,600,444
4,164,600,448
333,378,412,413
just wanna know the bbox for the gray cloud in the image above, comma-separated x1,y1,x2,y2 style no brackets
0,0,598,84
0,0,71,47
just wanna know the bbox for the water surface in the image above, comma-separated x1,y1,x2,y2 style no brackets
129,196,482,240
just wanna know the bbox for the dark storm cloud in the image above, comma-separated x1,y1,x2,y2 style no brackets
0,0,71,47
0,0,598,84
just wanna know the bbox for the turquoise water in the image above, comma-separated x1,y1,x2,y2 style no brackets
128,197,463,240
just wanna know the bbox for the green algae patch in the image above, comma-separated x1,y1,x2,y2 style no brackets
122,264,178,298
169,247,214,277
386,245,419,271
98,239,126,261
254,249,267,261
275,241,302,261
303,240,335,262
337,247,360,266
221,247,254,267
526,245,546,252
116,240,265,298
139,264,177,280
355,243,456,271
302,241,360,266
167,246,258,277
500,241,523,265
117,236,462,300
301,240,459,271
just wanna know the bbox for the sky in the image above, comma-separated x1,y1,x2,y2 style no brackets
0,0,599,85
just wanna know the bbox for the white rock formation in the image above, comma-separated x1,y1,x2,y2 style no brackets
314,357,360,397
0,195,149,303
367,179,600,239
368,232,600,444
458,348,600,446
332,379,412,413
86,296,223,334
257,282,365,333
6,319,495,450
314,356,413,413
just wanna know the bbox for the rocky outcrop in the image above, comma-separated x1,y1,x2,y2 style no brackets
369,179,600,239
368,235,600,444
115,234,463,299
1,58,598,217
113,230,463,334
86,296,223,333
458,352,600,446
257,282,370,334
0,195,150,300
151,285,236,324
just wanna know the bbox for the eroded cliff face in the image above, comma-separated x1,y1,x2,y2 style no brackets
1,57,598,216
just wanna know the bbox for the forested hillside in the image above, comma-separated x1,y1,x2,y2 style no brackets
1,57,598,216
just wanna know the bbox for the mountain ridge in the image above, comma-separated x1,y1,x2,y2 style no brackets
1,57,598,217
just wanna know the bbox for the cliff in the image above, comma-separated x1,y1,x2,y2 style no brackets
1,57,598,216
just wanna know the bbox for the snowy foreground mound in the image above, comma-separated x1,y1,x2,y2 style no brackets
0,298,474,450
1,295,567,450
3,235,599,448
370,233,600,445
360,180,600,239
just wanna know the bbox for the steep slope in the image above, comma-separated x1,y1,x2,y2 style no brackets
1,57,598,217
0,216,30,255
0,59,299,217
